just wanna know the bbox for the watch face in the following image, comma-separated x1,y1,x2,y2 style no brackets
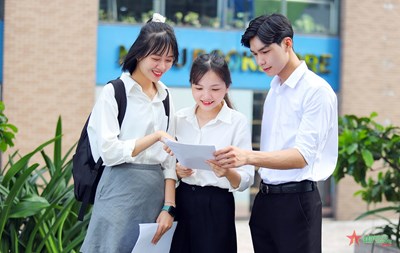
168,206,176,217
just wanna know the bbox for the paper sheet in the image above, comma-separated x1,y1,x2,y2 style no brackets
131,222,177,253
164,139,216,171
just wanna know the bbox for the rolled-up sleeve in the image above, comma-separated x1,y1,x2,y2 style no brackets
229,164,254,192
295,87,337,166
162,154,177,180
228,116,254,192
121,139,136,162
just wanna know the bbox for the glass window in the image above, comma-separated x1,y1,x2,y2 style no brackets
251,91,267,150
254,0,339,35
99,0,153,23
165,0,219,27
225,0,254,29
0,0,4,20
99,0,254,28
288,1,332,34
254,0,281,15
98,0,339,33
165,0,253,29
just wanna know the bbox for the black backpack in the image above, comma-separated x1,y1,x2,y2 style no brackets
72,78,170,221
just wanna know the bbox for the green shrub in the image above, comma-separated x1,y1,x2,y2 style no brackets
0,117,90,253
0,101,18,152
334,112,400,248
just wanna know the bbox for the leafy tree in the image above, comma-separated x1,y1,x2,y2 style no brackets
334,112,400,248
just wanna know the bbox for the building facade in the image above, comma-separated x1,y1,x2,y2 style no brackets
2,0,399,220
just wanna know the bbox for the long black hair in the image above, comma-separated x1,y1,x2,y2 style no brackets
190,52,234,109
122,19,179,74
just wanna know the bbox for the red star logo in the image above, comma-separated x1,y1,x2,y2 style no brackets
347,230,362,246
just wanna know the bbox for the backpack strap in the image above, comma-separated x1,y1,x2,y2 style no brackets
109,78,127,127
110,79,167,132
163,89,170,131
112,80,168,131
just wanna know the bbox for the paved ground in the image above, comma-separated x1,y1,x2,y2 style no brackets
236,218,391,253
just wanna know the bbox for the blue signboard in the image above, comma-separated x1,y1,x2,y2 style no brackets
97,24,340,91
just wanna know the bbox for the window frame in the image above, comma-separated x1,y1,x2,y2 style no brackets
98,0,340,35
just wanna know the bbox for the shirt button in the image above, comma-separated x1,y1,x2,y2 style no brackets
192,186,195,191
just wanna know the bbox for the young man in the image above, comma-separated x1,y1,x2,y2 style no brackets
213,13,338,253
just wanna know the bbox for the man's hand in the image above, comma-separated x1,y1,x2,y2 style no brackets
214,146,249,169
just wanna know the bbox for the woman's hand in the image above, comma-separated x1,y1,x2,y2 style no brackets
176,163,194,179
131,131,175,157
157,131,176,156
156,130,174,143
208,160,230,177
208,160,241,189
151,210,174,244
163,144,174,156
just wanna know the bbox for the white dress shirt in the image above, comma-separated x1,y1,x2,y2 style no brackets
259,61,338,184
87,72,177,180
175,102,254,192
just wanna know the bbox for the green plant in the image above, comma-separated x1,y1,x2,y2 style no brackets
174,12,183,25
120,15,137,24
293,14,327,34
0,116,90,252
98,9,108,21
0,101,18,152
141,11,154,23
183,12,201,27
334,112,400,248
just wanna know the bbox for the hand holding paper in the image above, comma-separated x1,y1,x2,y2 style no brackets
164,139,216,171
161,137,175,156
176,163,194,178
131,222,177,253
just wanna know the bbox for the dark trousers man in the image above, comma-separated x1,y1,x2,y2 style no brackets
249,181,322,253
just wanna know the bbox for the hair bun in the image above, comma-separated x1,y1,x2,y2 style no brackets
152,13,166,23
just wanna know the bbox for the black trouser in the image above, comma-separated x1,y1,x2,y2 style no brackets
249,182,322,253
170,182,237,253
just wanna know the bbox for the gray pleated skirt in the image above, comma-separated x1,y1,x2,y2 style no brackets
80,163,165,253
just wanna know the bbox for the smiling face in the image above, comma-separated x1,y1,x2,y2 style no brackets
134,49,175,84
192,70,228,114
249,36,291,78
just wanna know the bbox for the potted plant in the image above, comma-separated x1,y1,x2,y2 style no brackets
334,112,400,252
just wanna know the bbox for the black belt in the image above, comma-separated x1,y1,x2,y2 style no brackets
259,180,316,194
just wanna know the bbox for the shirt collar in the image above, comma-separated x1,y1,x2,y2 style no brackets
179,101,233,125
119,72,168,100
216,101,232,124
270,61,308,89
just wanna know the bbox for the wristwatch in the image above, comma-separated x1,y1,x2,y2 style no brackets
162,205,176,218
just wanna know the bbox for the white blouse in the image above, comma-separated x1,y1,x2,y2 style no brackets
87,72,177,180
175,102,254,192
